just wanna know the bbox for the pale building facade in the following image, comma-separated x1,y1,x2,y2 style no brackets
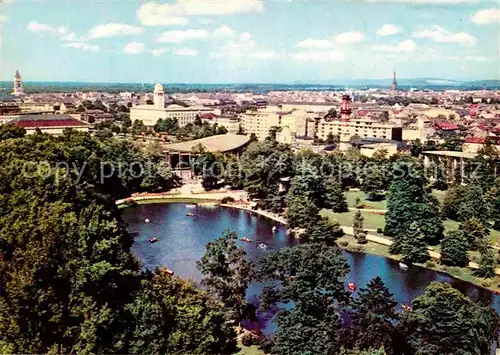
240,111,280,140
317,118,402,142
130,84,218,127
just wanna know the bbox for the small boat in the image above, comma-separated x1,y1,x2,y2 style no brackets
272,226,277,233
241,237,252,243
144,218,150,223
258,243,267,249
402,304,412,312
399,262,408,270
149,237,158,244
348,282,356,292
186,213,196,217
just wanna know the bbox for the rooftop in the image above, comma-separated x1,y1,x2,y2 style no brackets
164,134,251,153
12,114,87,129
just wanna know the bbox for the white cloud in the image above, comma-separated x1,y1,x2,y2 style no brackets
27,21,55,33
62,42,99,52
123,42,145,54
412,25,476,46
210,34,278,60
88,23,143,39
290,50,345,62
377,24,401,36
334,31,364,44
239,32,253,42
137,3,189,26
471,8,500,25
213,25,235,38
157,29,209,43
297,38,335,49
373,39,417,52
174,47,199,56
27,21,80,41
149,47,170,56
137,0,264,26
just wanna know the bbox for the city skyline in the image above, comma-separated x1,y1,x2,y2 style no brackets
1,0,499,83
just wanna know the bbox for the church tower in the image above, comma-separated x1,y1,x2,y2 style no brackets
338,94,352,151
12,70,25,96
391,69,397,92
153,83,165,109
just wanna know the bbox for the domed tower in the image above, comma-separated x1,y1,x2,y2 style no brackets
339,94,352,151
12,70,24,96
153,83,165,109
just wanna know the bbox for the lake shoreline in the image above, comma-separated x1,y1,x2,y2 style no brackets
121,199,500,296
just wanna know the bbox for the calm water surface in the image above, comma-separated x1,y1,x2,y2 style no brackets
122,203,500,334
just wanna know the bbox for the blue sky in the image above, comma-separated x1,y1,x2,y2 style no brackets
1,0,499,83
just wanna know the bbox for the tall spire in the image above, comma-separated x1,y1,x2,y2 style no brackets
391,66,397,91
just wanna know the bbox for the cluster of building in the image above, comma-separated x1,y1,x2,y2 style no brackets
2,71,500,159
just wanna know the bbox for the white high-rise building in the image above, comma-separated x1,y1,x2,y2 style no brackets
153,83,165,109
12,70,25,96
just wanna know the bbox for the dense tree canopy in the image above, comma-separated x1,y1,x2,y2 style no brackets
401,282,498,355
0,131,232,353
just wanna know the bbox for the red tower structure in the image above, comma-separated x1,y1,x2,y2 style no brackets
339,94,352,150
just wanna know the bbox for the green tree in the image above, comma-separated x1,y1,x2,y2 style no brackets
385,160,443,245
324,178,348,212
441,185,466,220
326,132,337,145
258,243,350,355
197,231,254,328
391,222,429,264
349,277,398,352
285,194,319,229
402,282,499,355
474,240,495,279
457,183,490,224
353,209,364,237
248,133,258,143
459,217,489,250
240,140,293,205
127,271,236,354
305,217,344,245
440,230,469,267
0,123,25,141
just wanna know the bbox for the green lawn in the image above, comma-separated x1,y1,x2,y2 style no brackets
344,190,387,210
443,219,500,245
321,209,386,230
234,342,263,355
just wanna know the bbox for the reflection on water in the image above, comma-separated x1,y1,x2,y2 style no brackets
122,203,500,334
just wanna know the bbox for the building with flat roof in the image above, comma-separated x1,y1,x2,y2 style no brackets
11,114,88,135
317,118,402,143
130,84,218,127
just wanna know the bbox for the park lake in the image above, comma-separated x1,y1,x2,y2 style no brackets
123,202,500,334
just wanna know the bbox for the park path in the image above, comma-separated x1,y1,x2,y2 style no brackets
348,207,387,214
